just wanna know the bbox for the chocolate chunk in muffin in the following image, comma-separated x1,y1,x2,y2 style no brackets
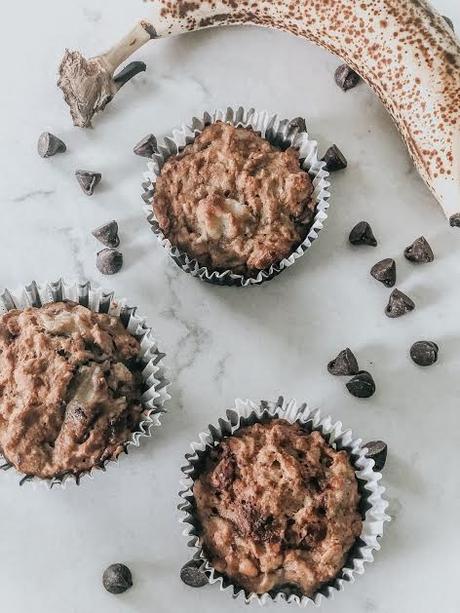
0,301,144,479
153,122,315,274
193,420,362,597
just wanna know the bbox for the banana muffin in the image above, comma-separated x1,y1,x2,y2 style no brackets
193,419,362,596
0,301,144,479
153,122,315,273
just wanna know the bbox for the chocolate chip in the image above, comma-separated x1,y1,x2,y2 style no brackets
349,221,377,246
328,348,359,376
385,288,415,318
92,220,120,248
346,371,376,398
102,563,133,594
133,134,158,158
211,450,236,489
71,405,86,421
364,440,387,471
37,132,66,158
180,560,209,588
96,248,123,275
410,340,439,367
288,117,307,132
370,258,396,287
443,15,454,31
450,213,460,227
334,63,361,91
404,236,434,263
75,170,102,196
322,144,347,171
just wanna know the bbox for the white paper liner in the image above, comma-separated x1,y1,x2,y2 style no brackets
178,397,390,606
0,279,170,489
142,106,331,287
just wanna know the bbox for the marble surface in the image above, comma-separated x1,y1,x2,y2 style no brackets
0,1,459,612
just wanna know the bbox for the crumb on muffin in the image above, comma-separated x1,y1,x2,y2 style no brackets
153,122,314,273
193,419,362,596
0,301,144,479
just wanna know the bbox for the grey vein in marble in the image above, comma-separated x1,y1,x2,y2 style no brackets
155,72,210,100
213,352,231,390
59,227,86,279
11,189,55,203
161,268,211,381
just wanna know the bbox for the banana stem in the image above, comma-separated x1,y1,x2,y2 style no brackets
57,20,155,127
101,21,155,73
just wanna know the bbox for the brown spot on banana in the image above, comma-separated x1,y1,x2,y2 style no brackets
57,0,460,224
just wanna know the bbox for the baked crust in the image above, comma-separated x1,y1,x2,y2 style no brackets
0,302,144,478
193,420,362,596
153,122,314,273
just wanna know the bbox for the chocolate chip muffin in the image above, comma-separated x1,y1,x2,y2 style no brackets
0,301,144,479
193,420,362,596
153,122,314,274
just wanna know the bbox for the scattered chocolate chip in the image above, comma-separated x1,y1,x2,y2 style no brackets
370,258,396,287
404,236,434,263
96,248,123,275
180,560,209,588
410,340,439,367
346,370,376,398
349,221,377,246
328,348,359,376
450,213,460,228
92,220,120,248
37,132,66,158
443,15,454,31
102,563,133,594
133,134,158,158
288,117,307,132
385,288,415,318
322,144,347,172
75,170,102,196
364,440,387,471
334,63,361,91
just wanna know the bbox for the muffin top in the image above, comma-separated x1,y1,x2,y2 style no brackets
0,301,144,479
153,122,314,273
193,419,362,596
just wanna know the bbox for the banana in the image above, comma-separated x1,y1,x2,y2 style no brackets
58,1,460,225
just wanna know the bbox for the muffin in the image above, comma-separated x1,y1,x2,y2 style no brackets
0,301,145,479
153,122,315,275
192,419,362,597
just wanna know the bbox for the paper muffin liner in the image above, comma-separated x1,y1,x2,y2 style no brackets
142,106,331,287
0,279,170,489
178,397,389,606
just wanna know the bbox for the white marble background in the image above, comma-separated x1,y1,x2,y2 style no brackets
0,1,459,612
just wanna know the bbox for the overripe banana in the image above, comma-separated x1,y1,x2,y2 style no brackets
58,0,460,225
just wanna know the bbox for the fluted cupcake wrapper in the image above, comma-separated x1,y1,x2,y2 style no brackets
178,397,390,606
142,106,331,287
0,279,170,489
